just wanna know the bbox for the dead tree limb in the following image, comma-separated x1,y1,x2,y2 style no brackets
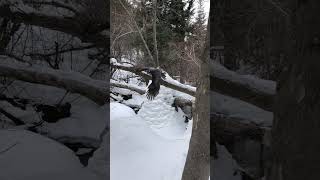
0,4,109,49
210,62,276,111
0,107,25,125
211,113,270,179
211,113,267,143
0,60,108,105
110,81,146,95
0,94,26,110
118,0,155,64
111,64,196,96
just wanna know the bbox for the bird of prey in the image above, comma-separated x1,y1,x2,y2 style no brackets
143,68,166,100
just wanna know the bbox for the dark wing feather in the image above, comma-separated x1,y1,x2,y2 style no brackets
146,83,160,100
146,68,165,100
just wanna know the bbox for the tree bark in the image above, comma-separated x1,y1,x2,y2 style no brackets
267,1,320,179
181,8,211,180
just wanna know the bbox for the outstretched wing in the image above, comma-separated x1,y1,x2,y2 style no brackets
146,83,160,100
145,68,165,100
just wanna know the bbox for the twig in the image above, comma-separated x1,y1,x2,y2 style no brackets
264,0,290,17
118,0,155,66
0,142,19,154
0,107,25,125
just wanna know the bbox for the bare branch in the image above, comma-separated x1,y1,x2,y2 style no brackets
264,0,290,17
118,0,155,66
0,107,25,125
27,45,96,57
111,30,138,50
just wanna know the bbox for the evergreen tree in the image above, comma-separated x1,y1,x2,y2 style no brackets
194,0,206,33
133,0,194,70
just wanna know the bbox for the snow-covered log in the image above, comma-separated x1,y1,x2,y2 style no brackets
211,91,273,127
211,113,267,143
211,113,270,179
210,61,276,111
0,60,108,105
0,2,109,48
112,63,196,96
110,80,146,95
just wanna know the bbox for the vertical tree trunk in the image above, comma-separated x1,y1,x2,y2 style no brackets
180,42,187,84
152,0,159,67
268,1,320,179
181,8,211,180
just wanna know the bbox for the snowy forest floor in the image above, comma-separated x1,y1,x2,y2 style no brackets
111,67,245,180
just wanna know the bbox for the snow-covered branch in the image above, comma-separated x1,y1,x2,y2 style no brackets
210,61,276,111
111,63,196,96
23,0,79,14
211,113,269,179
211,113,267,143
0,58,108,105
0,3,109,48
111,80,146,95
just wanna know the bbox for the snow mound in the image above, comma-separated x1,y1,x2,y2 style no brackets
0,129,99,180
110,102,136,119
88,131,109,179
110,100,192,180
138,97,188,139
38,98,107,147
110,66,196,180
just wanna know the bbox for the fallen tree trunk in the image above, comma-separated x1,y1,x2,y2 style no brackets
0,59,109,105
210,62,276,111
211,113,271,179
0,2,109,49
113,60,276,112
110,81,146,95
211,113,267,143
111,63,196,96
